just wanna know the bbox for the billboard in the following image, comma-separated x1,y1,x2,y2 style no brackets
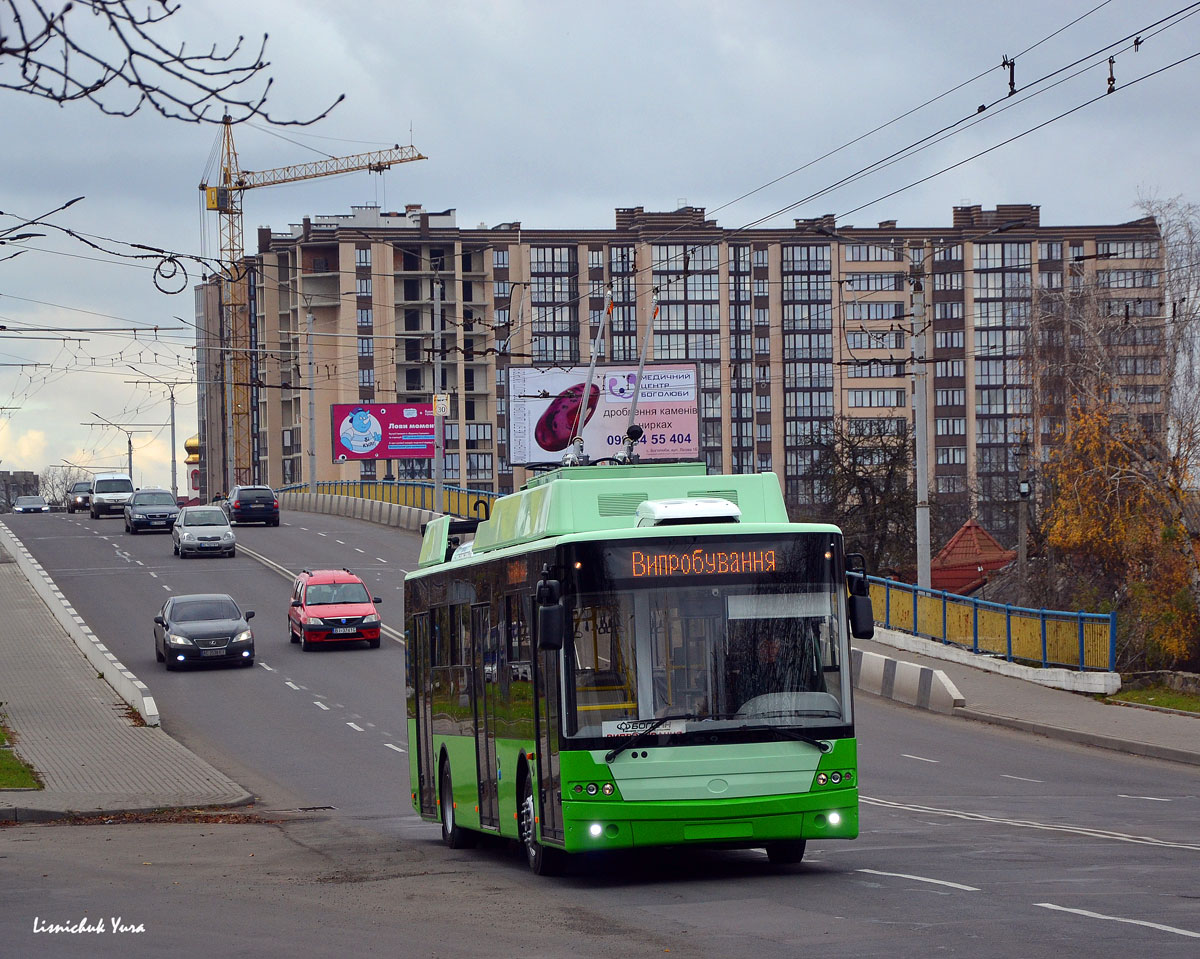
508,364,699,464
330,403,435,462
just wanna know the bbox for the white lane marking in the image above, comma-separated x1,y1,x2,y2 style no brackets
856,869,979,892
1035,903,1200,939
258,663,274,671
902,754,939,764
285,681,300,690
298,527,308,531
862,796,1200,850
317,532,327,537
149,572,158,579
376,557,386,563
162,585,171,591
335,539,345,545
136,560,144,566
347,722,363,731
314,701,329,711
385,743,406,754
1118,794,1171,802
355,547,364,553
1001,774,1044,783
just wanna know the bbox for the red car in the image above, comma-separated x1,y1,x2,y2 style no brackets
288,569,383,650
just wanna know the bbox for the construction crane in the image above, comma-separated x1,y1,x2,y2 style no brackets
199,115,426,489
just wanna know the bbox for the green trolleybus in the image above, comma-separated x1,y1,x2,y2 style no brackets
404,461,875,874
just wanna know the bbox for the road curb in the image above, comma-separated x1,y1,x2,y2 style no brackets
0,520,160,727
955,707,1200,767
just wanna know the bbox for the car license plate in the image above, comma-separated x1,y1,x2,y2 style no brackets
151,520,166,526
332,627,357,635
200,649,225,657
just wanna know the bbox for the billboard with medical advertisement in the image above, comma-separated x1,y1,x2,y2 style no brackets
330,403,435,462
508,364,699,464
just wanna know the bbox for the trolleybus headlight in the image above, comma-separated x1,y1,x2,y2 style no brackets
602,783,614,796
828,811,842,826
573,784,583,794
831,772,842,784
586,783,598,796
816,773,828,786
589,823,602,838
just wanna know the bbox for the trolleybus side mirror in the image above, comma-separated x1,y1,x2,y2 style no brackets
537,602,566,650
844,552,875,639
536,566,565,650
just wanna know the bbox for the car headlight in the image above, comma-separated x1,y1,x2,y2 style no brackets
232,629,253,644
304,616,323,627
166,633,194,646
221,531,234,541
362,614,381,626
181,532,195,541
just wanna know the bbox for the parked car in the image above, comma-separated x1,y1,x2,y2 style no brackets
172,505,236,558
90,473,135,518
124,488,180,533
11,495,50,513
153,593,255,669
288,568,382,650
65,481,92,514
220,484,280,526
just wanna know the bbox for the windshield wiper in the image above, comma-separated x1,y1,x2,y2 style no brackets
604,713,697,763
741,724,833,753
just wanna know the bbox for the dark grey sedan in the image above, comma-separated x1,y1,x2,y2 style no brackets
153,593,255,670
124,488,180,533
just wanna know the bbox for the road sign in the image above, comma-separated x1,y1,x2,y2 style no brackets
434,394,450,417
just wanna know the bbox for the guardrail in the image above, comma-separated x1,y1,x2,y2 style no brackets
276,480,497,519
863,575,1116,672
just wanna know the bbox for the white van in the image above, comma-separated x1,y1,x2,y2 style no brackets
90,473,135,518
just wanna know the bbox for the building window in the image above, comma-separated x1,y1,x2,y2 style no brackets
1097,239,1160,259
754,278,769,297
467,452,493,480
356,277,372,297
493,249,509,269
753,248,768,268
443,453,460,480
493,281,512,298
356,247,371,268
847,330,904,350
1040,241,1063,261
936,389,966,406
936,446,967,465
847,389,906,408
359,369,375,388
934,330,964,349
935,418,966,435
934,360,965,378
357,308,373,327
845,243,901,262
933,272,963,291
936,475,966,493
358,337,373,357
588,248,604,269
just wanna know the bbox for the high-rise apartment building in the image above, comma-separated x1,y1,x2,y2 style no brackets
207,201,1163,545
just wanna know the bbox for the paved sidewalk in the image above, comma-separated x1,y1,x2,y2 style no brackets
0,544,251,822
857,634,1200,767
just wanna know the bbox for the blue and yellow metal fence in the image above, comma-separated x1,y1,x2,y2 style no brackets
276,480,497,521
865,575,1116,672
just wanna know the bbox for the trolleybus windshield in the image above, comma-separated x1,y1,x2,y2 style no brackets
561,535,851,740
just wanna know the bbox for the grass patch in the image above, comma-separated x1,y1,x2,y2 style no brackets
1111,684,1200,715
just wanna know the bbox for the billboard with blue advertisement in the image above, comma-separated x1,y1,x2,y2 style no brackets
330,403,435,461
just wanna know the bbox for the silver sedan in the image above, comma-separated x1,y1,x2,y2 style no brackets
171,505,237,558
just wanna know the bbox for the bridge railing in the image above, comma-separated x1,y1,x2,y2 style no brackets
861,574,1116,672
276,481,498,519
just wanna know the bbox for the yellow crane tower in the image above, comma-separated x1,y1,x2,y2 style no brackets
200,115,426,487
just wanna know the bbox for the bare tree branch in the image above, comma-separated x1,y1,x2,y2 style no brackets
0,0,343,124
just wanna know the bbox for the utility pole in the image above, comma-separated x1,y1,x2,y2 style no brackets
1017,433,1031,603
910,273,931,590
306,299,317,491
433,274,444,514
129,367,178,502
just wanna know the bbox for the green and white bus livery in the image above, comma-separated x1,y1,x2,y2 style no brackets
404,461,875,874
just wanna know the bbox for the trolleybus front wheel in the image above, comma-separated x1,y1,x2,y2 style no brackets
519,772,563,875
765,840,807,865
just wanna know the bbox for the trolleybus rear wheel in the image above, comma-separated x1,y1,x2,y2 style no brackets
439,763,475,848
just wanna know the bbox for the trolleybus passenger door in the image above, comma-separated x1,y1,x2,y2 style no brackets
472,603,499,828
533,601,564,842
413,612,437,818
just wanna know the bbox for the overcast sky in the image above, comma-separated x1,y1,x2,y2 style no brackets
1,0,1197,493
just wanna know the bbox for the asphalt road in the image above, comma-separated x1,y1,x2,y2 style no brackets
2,510,1198,958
